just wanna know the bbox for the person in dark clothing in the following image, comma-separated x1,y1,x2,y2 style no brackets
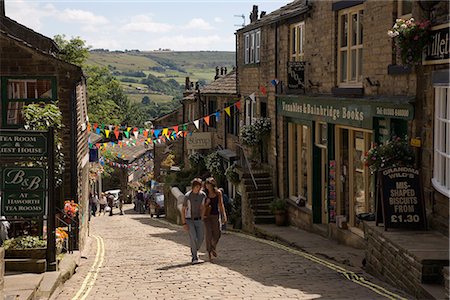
203,177,227,262
107,193,114,216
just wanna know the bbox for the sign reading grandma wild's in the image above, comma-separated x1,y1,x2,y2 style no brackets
379,167,426,230
1,168,46,216
0,130,47,157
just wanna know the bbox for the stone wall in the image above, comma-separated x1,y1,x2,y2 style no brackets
166,187,183,225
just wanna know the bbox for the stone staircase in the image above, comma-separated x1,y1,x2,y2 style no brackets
242,171,275,224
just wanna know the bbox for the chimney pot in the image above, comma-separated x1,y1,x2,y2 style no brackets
224,67,227,74
215,66,220,80
185,77,190,90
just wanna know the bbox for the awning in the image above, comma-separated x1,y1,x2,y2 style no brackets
217,149,238,161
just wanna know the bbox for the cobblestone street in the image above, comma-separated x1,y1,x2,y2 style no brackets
51,205,408,300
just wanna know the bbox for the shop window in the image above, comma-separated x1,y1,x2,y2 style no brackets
315,122,327,146
398,0,412,19
432,87,450,197
244,29,261,64
290,22,305,62
338,6,364,86
225,102,239,136
288,123,312,209
2,77,56,127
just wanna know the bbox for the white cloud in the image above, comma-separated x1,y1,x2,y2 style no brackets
214,17,223,23
57,9,109,25
5,0,54,31
121,15,173,33
185,18,214,30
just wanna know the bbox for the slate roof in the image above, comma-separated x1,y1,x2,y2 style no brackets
200,70,237,95
237,0,309,33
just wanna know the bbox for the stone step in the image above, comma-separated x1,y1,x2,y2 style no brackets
254,215,275,224
245,184,272,192
243,177,272,185
246,190,273,198
241,172,270,179
5,258,46,273
421,283,447,300
251,209,273,216
249,196,274,205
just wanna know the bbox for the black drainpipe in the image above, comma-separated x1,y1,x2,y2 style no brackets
181,99,185,162
274,21,279,198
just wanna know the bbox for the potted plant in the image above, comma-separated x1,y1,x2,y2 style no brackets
225,163,240,184
4,236,47,259
270,198,287,226
240,117,271,163
387,17,431,66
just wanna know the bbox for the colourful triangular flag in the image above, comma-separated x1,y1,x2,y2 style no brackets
133,131,138,139
162,128,169,137
235,101,241,111
215,111,220,121
154,129,161,137
249,92,256,102
173,125,178,133
204,116,210,126
194,119,200,129
143,130,148,138
225,106,231,117
124,131,130,138
260,85,267,95
114,130,119,139
105,130,110,138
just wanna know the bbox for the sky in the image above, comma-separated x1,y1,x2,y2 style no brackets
5,0,292,51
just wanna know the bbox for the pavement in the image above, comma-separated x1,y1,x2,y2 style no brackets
4,205,409,299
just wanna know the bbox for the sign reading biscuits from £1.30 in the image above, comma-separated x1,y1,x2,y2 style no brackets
380,167,427,230
1,167,46,217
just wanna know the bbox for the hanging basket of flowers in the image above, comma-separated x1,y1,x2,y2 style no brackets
388,17,431,66
364,136,415,173
240,117,271,146
225,164,240,184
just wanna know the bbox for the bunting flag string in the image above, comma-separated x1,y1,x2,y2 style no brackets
86,100,245,148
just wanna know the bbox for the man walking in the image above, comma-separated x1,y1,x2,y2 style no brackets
182,178,206,264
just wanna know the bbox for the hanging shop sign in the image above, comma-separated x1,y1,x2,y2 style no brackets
287,61,306,90
186,132,212,150
0,130,47,157
1,167,46,217
423,23,450,65
278,97,414,129
377,167,426,230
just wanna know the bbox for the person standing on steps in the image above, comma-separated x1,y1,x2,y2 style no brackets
203,177,227,262
181,178,206,264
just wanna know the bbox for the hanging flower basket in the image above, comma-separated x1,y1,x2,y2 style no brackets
240,117,271,146
363,136,415,173
225,164,240,184
388,18,431,66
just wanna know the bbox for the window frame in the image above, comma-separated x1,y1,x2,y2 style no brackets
207,98,217,129
397,0,413,19
225,102,239,136
243,29,261,64
337,5,364,87
290,22,305,62
432,86,450,197
1,76,57,128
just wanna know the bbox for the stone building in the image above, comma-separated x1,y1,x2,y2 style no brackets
0,11,90,249
236,0,449,296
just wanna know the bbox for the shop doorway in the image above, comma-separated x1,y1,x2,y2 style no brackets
336,126,373,229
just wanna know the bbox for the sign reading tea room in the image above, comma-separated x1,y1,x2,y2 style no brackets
0,130,47,156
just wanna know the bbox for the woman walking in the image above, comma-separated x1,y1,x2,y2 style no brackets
203,177,227,261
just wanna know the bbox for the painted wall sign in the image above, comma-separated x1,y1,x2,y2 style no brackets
0,130,47,156
278,97,413,128
186,132,212,150
1,167,46,216
378,167,426,230
287,61,306,90
423,23,450,65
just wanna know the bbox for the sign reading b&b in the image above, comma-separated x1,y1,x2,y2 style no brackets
1,168,46,216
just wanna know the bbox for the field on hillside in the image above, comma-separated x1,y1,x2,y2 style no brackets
87,50,235,111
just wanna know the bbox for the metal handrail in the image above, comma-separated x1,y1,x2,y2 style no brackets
235,143,258,190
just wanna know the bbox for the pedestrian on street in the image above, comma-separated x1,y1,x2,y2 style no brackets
89,193,98,218
182,178,206,264
203,177,227,262
118,192,124,215
99,192,107,215
136,190,145,214
107,193,114,216
218,188,230,232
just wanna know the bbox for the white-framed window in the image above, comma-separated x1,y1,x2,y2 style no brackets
398,0,412,19
225,102,239,136
290,22,305,62
245,98,256,125
338,5,364,86
288,123,312,209
432,86,450,197
244,29,261,64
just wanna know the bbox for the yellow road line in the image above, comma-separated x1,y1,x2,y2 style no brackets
72,235,105,300
230,231,407,300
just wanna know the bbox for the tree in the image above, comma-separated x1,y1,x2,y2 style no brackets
141,96,151,105
85,65,130,125
53,34,90,67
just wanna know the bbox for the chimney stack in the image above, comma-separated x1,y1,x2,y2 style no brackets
185,77,190,90
224,67,227,75
1,0,5,17
220,67,224,76
260,11,266,18
250,5,258,23
214,66,220,80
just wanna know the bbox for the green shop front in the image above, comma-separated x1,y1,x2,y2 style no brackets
277,96,414,232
